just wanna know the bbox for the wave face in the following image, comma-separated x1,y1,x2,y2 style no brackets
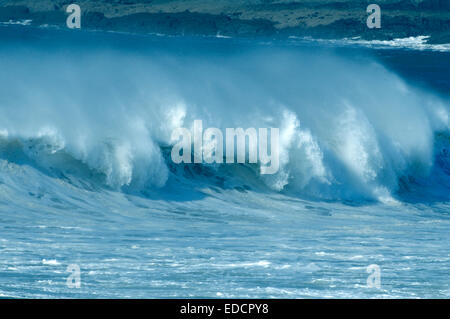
0,28,449,203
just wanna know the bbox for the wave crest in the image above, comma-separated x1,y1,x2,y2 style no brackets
0,35,449,202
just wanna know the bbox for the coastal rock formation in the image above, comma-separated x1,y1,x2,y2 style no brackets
0,0,448,43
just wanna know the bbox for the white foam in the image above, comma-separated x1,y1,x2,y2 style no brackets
290,35,450,52
41,259,60,266
1,19,32,26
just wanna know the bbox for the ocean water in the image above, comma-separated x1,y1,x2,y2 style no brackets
0,26,449,298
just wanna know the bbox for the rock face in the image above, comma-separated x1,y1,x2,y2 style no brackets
0,0,449,43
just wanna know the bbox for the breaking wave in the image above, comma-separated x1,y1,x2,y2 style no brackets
0,29,449,202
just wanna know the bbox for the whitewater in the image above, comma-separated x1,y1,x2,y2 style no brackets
0,25,449,298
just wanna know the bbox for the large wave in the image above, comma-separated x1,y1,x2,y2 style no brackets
0,30,449,202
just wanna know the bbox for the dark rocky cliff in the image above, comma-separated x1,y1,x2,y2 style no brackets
0,1,448,43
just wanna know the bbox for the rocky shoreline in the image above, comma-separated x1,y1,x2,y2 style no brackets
0,0,449,43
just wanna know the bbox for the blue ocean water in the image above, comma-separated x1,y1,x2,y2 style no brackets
0,26,449,298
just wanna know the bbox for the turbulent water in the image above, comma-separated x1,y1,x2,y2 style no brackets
0,26,449,298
